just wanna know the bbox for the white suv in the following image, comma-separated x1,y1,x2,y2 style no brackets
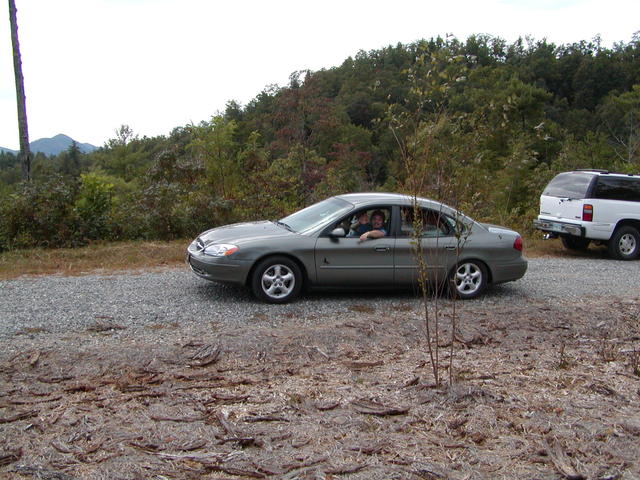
533,170,640,260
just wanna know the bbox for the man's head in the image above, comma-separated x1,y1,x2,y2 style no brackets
371,210,385,229
356,211,369,225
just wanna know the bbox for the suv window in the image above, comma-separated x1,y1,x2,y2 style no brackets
543,172,594,199
594,177,640,202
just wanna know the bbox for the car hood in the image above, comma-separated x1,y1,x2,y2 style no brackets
198,221,296,245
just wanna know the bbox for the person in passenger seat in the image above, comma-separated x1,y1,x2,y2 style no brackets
348,211,372,237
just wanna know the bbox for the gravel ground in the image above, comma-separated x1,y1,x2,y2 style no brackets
1,257,639,479
0,257,638,338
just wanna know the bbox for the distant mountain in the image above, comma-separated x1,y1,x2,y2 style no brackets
0,134,97,156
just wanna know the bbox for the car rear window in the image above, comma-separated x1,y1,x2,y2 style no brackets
543,172,594,199
594,177,640,202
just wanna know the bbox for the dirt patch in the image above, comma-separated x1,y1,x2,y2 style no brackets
1,297,639,479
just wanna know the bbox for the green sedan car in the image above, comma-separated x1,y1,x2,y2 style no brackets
187,193,527,303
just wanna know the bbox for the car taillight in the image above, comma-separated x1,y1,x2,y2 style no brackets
582,204,593,222
513,236,523,251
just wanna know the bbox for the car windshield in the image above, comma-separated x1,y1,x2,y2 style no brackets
279,197,353,234
543,172,594,199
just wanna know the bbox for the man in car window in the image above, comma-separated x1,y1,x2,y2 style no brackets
359,210,387,242
348,211,372,237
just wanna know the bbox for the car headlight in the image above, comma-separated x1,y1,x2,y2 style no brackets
203,243,239,257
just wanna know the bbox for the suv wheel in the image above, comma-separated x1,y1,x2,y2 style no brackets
607,226,640,260
561,236,590,251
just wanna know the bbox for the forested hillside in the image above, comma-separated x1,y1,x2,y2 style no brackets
1,34,639,250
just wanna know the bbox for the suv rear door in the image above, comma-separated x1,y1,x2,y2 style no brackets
539,172,595,221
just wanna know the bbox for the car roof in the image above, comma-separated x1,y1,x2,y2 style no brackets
337,192,433,206
335,192,464,216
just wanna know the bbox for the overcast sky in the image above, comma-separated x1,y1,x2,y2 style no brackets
1,0,638,150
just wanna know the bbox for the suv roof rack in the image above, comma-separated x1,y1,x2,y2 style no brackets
573,170,640,177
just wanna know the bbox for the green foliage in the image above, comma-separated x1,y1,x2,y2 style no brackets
1,34,639,249
74,172,114,240
0,176,79,250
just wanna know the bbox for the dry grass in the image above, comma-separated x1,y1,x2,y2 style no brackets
0,240,188,280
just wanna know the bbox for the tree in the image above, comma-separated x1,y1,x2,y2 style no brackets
8,0,31,181
187,116,240,199
60,140,82,176
597,85,640,166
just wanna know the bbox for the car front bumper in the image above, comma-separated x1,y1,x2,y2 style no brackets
186,250,252,285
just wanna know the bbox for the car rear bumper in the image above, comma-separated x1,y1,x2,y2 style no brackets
491,258,528,284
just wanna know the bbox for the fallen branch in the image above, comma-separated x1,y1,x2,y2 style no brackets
153,451,224,462
543,439,586,480
8,395,62,405
214,411,237,436
174,439,207,451
0,449,21,466
28,351,41,367
204,393,249,405
0,409,37,423
128,441,165,452
203,464,266,478
315,400,340,411
150,414,206,423
219,437,263,447
349,444,387,455
351,400,409,416
244,414,289,423
344,360,384,370
189,344,222,367
325,463,367,474
10,465,78,480
282,455,329,473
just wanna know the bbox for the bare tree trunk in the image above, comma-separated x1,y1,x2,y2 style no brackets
9,0,31,181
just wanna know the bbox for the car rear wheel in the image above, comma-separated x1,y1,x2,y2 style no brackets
561,235,590,251
449,260,488,299
251,256,303,303
608,226,640,260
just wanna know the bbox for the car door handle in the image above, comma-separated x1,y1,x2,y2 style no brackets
444,246,457,251
374,246,390,252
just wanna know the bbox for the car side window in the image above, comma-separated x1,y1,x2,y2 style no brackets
399,207,452,238
329,208,392,238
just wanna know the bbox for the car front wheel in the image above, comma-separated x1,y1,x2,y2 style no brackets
449,260,488,299
251,256,303,303
608,226,640,260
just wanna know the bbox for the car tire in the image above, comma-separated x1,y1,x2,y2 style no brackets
561,235,590,251
607,226,640,260
448,260,488,300
251,256,303,303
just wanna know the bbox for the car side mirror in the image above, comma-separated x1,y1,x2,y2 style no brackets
329,227,346,238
